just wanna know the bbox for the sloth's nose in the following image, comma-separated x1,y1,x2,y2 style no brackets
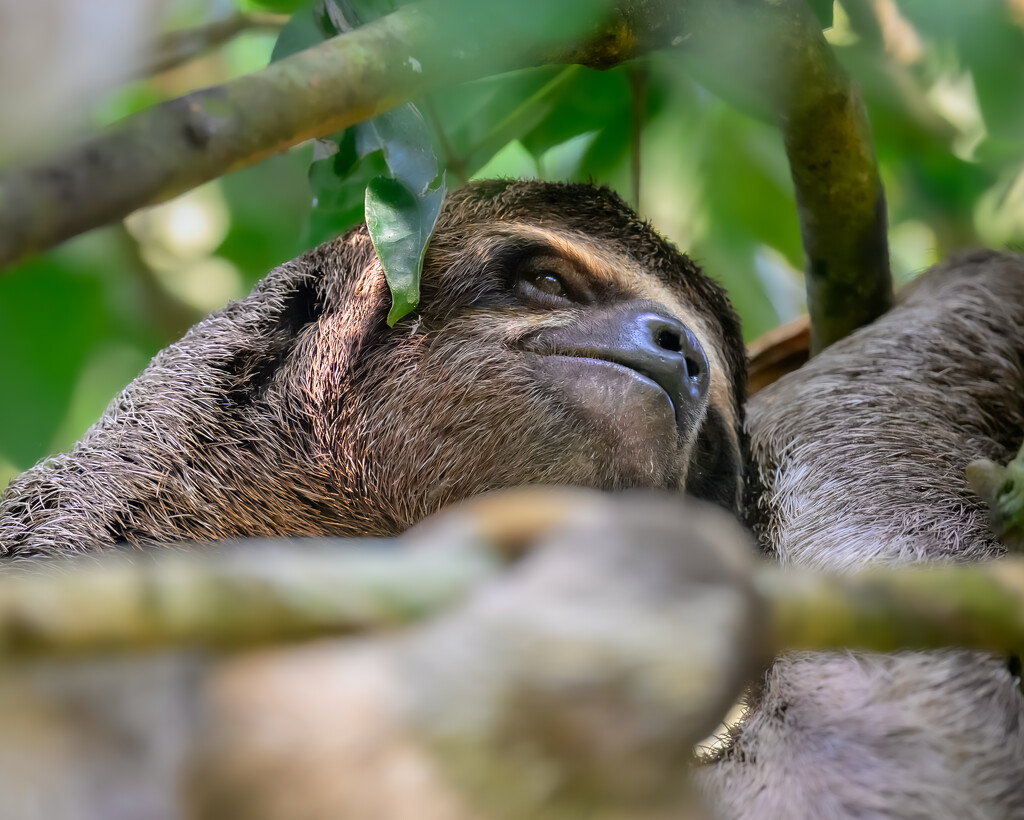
528,300,712,419
617,309,710,408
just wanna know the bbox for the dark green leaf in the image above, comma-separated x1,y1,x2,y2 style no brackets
520,68,631,159
807,0,833,28
358,106,439,195
270,8,322,63
365,175,446,326
307,149,388,246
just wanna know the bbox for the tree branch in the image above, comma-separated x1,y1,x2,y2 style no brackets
4,530,1024,658
682,0,893,352
0,0,893,354
0,540,499,655
0,0,625,270
762,559,1024,654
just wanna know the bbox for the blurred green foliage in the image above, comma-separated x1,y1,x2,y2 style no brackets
3,0,1024,492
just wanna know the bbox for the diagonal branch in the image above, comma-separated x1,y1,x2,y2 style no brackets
0,0,624,271
0,0,892,351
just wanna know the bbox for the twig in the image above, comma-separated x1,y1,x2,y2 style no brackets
628,63,648,212
141,12,290,78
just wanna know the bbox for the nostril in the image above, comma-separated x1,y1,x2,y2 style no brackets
656,328,683,353
684,356,702,380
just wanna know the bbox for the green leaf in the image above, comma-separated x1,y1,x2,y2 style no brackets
239,0,311,12
519,68,631,159
365,175,446,326
357,106,440,195
307,147,388,246
276,0,445,320
270,8,322,62
806,0,833,28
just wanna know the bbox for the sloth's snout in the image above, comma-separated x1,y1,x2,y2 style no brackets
530,301,711,420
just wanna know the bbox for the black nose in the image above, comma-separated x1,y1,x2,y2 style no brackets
532,301,710,414
618,310,710,408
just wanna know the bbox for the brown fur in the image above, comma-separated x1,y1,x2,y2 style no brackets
702,250,1024,819
0,180,745,558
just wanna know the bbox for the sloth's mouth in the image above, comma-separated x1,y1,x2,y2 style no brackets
527,353,682,433
548,353,677,414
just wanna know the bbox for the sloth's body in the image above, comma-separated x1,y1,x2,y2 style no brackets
0,180,744,558
703,250,1024,819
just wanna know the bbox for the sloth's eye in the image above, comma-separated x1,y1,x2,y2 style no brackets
526,270,568,298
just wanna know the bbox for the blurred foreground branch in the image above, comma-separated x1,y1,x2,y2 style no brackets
0,540,499,655
3,528,1024,658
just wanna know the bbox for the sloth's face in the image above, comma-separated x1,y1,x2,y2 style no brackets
324,182,746,530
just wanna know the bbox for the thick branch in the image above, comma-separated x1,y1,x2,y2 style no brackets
762,560,1024,654
0,0,631,270
0,540,498,655
4,533,1024,658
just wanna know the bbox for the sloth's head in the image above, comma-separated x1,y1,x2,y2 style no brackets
281,180,747,531
0,180,747,556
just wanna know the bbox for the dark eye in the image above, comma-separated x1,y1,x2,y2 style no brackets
525,270,568,298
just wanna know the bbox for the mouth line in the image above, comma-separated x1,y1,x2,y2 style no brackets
533,352,678,417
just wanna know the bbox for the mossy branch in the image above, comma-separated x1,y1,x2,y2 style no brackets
0,0,892,355
0,540,499,655
0,0,629,271
3,535,1024,658
682,0,893,352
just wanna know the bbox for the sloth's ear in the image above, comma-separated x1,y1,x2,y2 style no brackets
222,229,389,410
281,231,392,425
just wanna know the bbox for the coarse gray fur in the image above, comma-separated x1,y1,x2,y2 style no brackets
702,250,1024,820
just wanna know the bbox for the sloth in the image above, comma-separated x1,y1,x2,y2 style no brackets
0,179,746,558
701,250,1024,819
0,179,748,820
